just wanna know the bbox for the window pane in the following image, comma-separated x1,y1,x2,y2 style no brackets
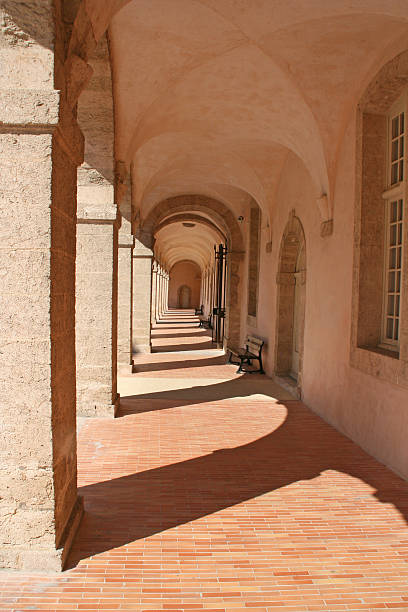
388,271,395,292
400,112,405,134
390,223,397,246
398,223,403,244
392,140,399,162
391,200,398,222
396,270,401,292
394,318,399,341
399,160,404,181
386,318,394,339
400,135,404,157
398,199,403,221
389,247,396,269
392,163,398,184
397,246,402,268
392,116,399,139
387,295,394,316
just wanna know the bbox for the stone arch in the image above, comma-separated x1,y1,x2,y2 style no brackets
143,195,244,252
275,211,306,394
143,195,245,347
155,214,227,243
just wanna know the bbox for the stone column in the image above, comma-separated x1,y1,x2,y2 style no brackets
76,200,119,417
161,269,165,314
0,5,83,570
151,260,158,324
157,264,163,318
165,271,169,312
161,268,166,315
117,230,134,370
226,251,244,348
132,240,153,354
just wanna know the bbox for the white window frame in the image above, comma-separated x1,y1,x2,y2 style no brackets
380,92,406,351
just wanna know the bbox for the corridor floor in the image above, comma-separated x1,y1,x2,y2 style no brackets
2,311,408,611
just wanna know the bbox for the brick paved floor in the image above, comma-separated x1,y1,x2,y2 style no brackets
2,310,408,611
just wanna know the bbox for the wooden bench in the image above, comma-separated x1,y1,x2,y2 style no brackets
228,335,265,374
199,313,212,329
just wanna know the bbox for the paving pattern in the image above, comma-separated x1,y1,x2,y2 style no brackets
1,310,408,611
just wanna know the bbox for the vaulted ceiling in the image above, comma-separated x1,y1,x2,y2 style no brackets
106,0,408,227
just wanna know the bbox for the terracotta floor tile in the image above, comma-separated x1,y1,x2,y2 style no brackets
1,313,408,611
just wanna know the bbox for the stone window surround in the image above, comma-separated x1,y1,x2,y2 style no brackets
247,202,261,319
351,50,408,389
275,210,306,395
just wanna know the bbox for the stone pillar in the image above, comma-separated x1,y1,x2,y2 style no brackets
118,230,134,370
151,260,158,324
161,269,166,314
132,240,153,354
161,268,167,315
76,201,119,417
165,271,169,312
157,264,163,318
226,251,244,348
0,4,83,570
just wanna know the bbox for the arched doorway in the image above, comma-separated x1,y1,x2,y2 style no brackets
275,211,306,391
178,285,192,308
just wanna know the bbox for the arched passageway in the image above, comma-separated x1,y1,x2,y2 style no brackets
2,5,408,607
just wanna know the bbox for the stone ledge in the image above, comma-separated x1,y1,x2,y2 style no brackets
274,374,301,399
350,345,408,389
133,245,153,258
77,203,118,223
0,90,60,130
77,395,120,418
119,234,134,248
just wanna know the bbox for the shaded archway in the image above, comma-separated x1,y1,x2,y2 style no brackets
143,195,245,348
275,211,306,393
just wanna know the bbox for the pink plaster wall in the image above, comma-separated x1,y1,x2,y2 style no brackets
169,261,201,309
238,118,408,481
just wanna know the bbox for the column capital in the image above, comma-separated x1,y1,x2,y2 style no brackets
133,244,153,258
118,233,134,248
77,203,119,224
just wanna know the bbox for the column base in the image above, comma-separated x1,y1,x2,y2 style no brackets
77,394,120,418
2,496,84,572
118,362,134,374
131,343,152,356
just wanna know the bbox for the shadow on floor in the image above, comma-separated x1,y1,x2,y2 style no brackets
152,340,214,352
120,376,279,412
132,354,227,374
67,398,408,568
151,330,210,340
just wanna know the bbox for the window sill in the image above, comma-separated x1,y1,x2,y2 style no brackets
382,183,404,200
359,344,399,359
350,344,408,390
